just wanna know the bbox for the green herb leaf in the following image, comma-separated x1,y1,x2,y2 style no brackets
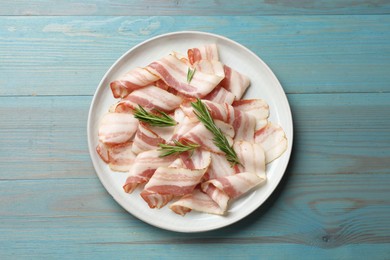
133,105,176,127
187,67,196,83
191,98,241,166
158,140,200,157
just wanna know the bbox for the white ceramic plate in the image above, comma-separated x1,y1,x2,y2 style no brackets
87,31,293,232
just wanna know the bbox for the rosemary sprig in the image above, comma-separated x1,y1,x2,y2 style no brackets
158,140,200,157
187,68,196,83
191,98,241,166
133,105,176,127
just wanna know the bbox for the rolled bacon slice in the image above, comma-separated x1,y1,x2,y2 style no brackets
96,141,110,163
108,142,136,172
170,189,225,216
232,108,257,142
143,158,209,197
96,141,136,172
123,150,176,193
233,141,266,178
146,55,224,98
131,123,166,155
220,65,250,100
110,67,159,99
255,122,288,164
141,151,211,209
201,183,230,213
98,113,138,145
123,85,182,112
140,190,174,209
201,171,266,201
233,99,269,130
187,44,219,64
201,141,266,212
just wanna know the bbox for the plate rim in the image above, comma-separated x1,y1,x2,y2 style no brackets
87,30,293,233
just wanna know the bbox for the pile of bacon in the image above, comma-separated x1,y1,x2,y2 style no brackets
96,44,287,216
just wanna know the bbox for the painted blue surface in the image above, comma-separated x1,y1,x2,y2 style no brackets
0,2,389,259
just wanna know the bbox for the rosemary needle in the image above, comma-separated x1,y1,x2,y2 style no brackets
158,140,200,157
187,68,196,83
133,105,176,127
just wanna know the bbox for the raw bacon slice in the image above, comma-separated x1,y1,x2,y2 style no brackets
170,189,225,216
204,100,256,142
180,100,233,124
123,150,176,193
171,116,199,141
113,100,134,114
194,60,225,78
96,141,136,172
254,122,288,164
204,86,235,105
232,109,257,142
154,79,170,91
123,85,182,112
98,113,138,145
202,100,234,123
233,99,269,131
174,107,186,124
110,67,159,98
96,141,109,163
147,125,176,143
143,164,208,196
205,153,237,181
146,55,224,98
179,102,197,121
187,44,219,64
232,99,269,122
215,120,235,139
108,142,136,172
201,183,230,213
140,190,174,209
220,65,250,100
201,171,266,200
141,152,210,208
179,149,211,170
132,123,166,155
234,141,266,178
201,142,266,211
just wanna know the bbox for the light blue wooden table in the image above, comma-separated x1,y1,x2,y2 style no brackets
1,1,389,259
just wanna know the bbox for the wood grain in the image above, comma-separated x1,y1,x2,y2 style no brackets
1,7,390,259
0,160,389,258
0,16,389,96
0,0,389,15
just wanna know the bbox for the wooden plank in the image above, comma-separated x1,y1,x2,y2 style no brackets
0,172,389,258
0,16,389,96
1,93,389,180
0,96,94,179
0,0,389,15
